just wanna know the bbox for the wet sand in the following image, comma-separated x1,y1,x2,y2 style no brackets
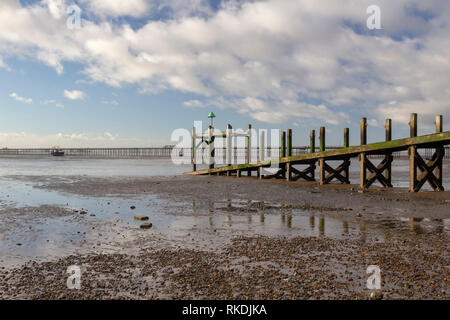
0,174,449,299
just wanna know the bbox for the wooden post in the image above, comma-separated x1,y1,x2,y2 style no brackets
319,127,325,152
410,113,417,138
287,129,292,157
343,128,349,181
385,119,392,141
344,128,349,148
385,119,392,186
436,114,443,133
226,124,232,166
319,127,325,184
310,130,315,153
436,115,443,188
360,118,367,189
409,145,417,192
286,162,291,181
409,114,417,191
360,118,367,145
281,131,286,157
192,127,196,172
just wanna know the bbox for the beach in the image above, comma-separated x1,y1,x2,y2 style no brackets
0,158,449,299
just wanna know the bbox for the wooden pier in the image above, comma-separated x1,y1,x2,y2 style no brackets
187,114,450,192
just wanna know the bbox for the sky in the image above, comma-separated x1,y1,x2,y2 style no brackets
0,0,449,147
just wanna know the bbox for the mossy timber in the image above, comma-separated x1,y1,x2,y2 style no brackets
187,114,449,193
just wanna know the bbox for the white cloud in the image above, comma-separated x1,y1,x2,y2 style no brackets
79,0,150,18
63,89,86,100
0,0,450,127
10,92,33,104
102,100,119,105
79,0,213,18
183,99,205,108
0,131,146,148
0,56,6,69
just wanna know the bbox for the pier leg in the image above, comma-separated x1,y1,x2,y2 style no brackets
319,159,325,185
286,163,291,182
409,146,417,192
360,153,366,189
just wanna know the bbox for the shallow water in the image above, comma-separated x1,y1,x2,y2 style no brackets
0,157,191,177
0,158,449,268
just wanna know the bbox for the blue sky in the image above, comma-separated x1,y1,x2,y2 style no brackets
0,0,448,147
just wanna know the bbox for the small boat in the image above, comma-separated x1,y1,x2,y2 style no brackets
51,147,65,156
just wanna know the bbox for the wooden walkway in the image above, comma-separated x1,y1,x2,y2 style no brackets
186,114,449,192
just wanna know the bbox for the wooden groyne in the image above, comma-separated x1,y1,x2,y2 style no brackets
187,114,450,192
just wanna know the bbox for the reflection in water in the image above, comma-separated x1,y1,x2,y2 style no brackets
409,218,425,235
359,222,367,242
208,201,214,214
226,215,232,227
319,216,324,236
286,215,292,228
185,199,448,241
343,220,349,234
208,216,214,228
309,216,315,230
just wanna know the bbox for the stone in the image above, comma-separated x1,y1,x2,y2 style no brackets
369,291,383,300
134,215,149,221
140,223,153,229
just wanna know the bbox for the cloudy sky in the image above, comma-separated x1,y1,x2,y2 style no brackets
0,0,449,147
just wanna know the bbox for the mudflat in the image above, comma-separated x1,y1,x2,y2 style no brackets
0,174,448,299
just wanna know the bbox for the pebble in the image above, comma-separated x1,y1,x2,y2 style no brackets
134,215,149,221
